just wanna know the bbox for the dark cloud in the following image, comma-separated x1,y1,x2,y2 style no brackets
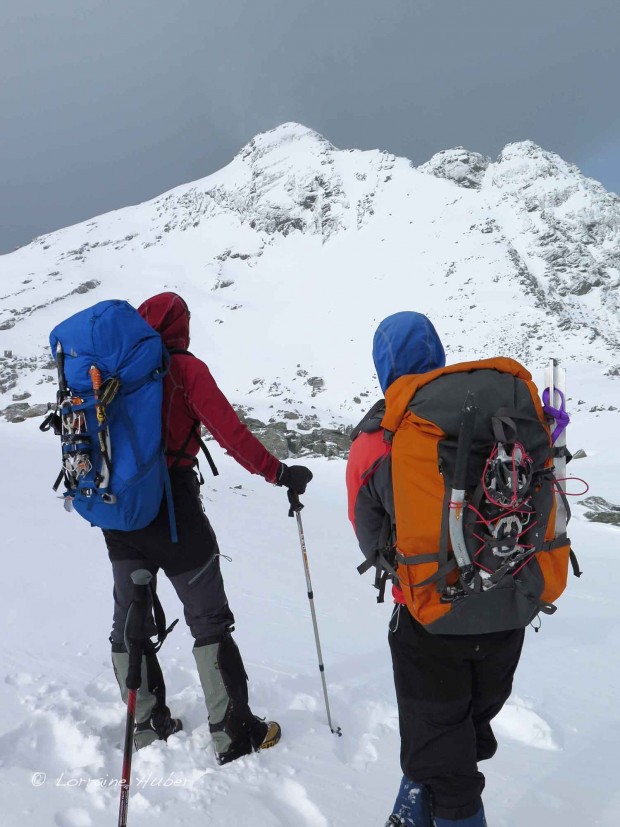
1,0,619,252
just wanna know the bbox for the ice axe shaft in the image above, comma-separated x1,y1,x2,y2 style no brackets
288,491,342,736
448,392,477,586
118,569,153,827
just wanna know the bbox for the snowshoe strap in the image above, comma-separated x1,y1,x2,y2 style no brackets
491,406,548,448
491,414,518,445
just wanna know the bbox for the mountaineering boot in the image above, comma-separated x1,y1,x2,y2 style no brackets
386,776,433,827
193,633,281,765
433,806,487,826
112,650,182,750
134,710,183,749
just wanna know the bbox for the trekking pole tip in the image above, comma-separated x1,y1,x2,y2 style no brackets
332,725,343,737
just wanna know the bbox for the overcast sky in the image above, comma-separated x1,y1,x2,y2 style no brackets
1,0,619,253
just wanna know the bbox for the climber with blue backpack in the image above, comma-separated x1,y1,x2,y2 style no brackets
42,293,312,765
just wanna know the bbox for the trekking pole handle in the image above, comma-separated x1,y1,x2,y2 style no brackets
287,489,304,517
453,393,477,491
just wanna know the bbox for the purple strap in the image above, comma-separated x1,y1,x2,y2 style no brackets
542,387,570,444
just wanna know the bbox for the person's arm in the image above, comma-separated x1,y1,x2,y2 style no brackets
346,431,393,560
184,357,281,481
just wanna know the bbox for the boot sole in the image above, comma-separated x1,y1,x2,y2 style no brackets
260,724,281,751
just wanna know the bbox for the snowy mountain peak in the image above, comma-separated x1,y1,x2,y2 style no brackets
490,139,592,197
1,123,619,430
237,122,334,159
417,147,491,189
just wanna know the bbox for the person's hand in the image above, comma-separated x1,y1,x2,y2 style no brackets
276,463,313,495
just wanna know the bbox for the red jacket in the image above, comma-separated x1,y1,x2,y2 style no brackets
138,293,280,483
346,400,405,604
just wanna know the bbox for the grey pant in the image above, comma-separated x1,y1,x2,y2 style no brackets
105,467,234,647
109,557,259,754
104,471,258,752
109,556,235,650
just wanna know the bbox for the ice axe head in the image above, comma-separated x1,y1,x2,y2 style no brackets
130,569,153,587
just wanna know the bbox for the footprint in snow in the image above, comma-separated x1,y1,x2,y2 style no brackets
267,777,329,827
84,678,119,703
4,671,35,688
0,712,104,774
494,697,558,751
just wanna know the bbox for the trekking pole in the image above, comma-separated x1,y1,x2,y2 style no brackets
118,569,152,827
287,491,342,736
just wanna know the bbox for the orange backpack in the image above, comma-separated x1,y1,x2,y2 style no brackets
381,358,578,634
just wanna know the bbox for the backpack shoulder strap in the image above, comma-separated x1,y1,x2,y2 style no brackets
165,348,219,477
351,399,386,441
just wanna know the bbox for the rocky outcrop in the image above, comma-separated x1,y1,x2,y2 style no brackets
579,496,620,527
484,141,620,346
1,401,49,423
418,147,491,189
230,408,351,460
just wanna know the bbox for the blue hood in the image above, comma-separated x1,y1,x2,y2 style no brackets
373,312,445,393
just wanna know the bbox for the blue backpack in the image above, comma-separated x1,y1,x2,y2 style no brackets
40,300,177,537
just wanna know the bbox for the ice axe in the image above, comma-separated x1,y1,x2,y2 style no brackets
118,569,152,827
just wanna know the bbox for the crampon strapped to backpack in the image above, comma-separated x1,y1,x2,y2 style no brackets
40,300,175,535
377,357,581,634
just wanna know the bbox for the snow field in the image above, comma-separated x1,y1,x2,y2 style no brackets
1,373,619,825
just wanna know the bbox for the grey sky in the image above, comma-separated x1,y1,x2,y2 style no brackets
1,0,619,253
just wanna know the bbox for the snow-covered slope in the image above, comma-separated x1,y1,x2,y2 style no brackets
1,123,620,826
1,122,619,428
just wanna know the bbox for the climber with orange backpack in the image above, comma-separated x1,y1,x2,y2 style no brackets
346,312,579,827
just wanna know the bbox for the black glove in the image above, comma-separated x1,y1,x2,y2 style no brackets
276,463,313,495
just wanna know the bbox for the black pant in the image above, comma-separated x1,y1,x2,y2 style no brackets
104,468,234,647
389,606,524,821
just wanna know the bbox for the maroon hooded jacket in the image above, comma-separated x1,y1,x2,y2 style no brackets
138,292,280,483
